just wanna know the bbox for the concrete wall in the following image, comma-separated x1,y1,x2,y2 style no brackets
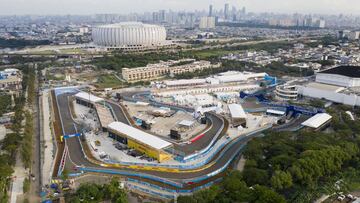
299,86,360,106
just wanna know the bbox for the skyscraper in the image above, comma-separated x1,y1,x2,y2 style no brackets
209,5,213,17
199,17,216,29
224,3,229,20
241,7,246,15
159,10,166,22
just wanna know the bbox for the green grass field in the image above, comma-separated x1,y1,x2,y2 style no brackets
96,74,124,89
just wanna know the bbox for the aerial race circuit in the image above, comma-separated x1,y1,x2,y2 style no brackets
51,87,271,196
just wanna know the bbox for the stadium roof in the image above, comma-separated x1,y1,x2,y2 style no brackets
319,66,360,78
107,122,172,150
228,104,247,119
301,113,332,129
75,92,104,103
96,22,162,29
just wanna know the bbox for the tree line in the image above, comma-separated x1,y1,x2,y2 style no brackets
0,65,35,201
0,38,51,49
65,178,127,203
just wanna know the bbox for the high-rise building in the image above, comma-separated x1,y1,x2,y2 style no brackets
349,31,360,40
224,3,230,20
209,5,213,17
232,6,237,15
304,17,313,27
159,10,166,22
152,12,159,22
315,19,326,28
241,7,246,15
199,17,216,29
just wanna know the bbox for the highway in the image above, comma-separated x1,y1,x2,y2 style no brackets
55,91,263,189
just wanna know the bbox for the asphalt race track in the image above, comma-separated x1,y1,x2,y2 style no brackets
55,91,262,189
107,99,224,156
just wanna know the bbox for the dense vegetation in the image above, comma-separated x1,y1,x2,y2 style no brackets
175,60,314,79
66,178,127,203
0,38,51,49
0,95,11,117
21,111,34,169
91,41,295,72
179,106,360,203
305,35,339,48
178,171,286,203
92,52,183,71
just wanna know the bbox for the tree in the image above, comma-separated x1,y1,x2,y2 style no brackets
271,170,293,191
76,184,102,202
243,168,269,186
177,195,197,203
68,178,128,203
250,185,287,203
193,186,220,203
0,156,14,202
103,178,127,203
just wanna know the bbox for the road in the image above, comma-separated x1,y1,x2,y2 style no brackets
27,63,42,202
55,92,263,189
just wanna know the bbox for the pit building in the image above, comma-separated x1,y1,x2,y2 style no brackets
107,122,173,162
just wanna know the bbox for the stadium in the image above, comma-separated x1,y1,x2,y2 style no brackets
92,22,168,51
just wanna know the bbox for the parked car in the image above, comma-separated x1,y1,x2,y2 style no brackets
338,195,346,201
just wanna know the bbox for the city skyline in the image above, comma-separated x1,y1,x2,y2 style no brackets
0,0,360,15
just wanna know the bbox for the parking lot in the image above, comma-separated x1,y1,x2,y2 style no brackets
85,130,158,164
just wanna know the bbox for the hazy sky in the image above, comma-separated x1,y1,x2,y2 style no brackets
0,0,359,15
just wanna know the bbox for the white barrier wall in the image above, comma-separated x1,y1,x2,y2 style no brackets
316,73,360,87
299,86,360,107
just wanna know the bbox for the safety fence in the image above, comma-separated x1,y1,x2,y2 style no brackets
85,98,231,169
107,91,230,165
103,138,230,170
101,124,270,170
180,116,225,162
127,184,176,199
127,177,223,194
76,125,272,190
57,145,68,177
77,167,184,188
54,87,73,177
54,87,272,191
184,124,272,184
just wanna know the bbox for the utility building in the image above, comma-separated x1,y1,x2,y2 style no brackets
301,113,332,131
228,104,247,127
74,92,104,108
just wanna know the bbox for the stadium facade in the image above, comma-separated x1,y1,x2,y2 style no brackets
92,22,168,51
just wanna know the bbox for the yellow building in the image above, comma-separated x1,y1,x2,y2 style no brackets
107,122,172,162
